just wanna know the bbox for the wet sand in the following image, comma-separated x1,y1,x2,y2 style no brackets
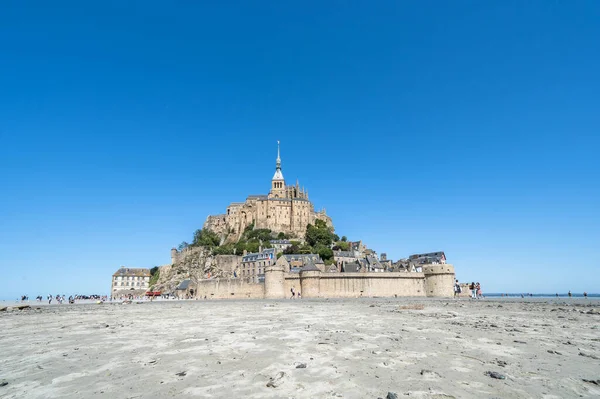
1,298,599,398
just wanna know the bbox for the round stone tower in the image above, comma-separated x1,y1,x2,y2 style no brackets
170,248,178,265
423,264,455,297
299,259,321,298
264,264,285,299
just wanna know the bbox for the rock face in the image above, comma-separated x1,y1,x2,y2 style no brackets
154,247,241,294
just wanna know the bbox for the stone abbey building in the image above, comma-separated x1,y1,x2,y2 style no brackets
204,142,333,242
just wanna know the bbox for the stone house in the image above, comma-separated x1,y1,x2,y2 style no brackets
333,250,359,272
241,248,276,283
111,267,151,296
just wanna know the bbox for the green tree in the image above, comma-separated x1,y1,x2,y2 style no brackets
305,222,334,247
315,243,333,261
149,269,160,286
298,244,313,254
245,240,260,254
178,241,189,251
283,244,300,254
276,252,283,259
333,241,350,251
245,228,272,242
192,229,221,248
213,243,235,255
277,232,288,239
341,236,347,242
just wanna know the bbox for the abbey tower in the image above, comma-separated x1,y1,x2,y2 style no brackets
204,142,333,242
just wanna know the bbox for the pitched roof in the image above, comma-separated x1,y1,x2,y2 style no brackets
112,267,151,277
176,279,191,290
342,261,361,273
301,257,321,272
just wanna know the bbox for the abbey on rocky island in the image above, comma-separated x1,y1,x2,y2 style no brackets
204,142,333,243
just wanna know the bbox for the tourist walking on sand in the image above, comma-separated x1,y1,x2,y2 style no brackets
469,282,476,299
290,287,295,299
476,282,482,299
453,279,461,299
568,290,572,298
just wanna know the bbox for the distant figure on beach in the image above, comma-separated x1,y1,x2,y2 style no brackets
556,293,559,297
476,282,482,299
469,282,476,299
568,291,572,298
453,279,461,298
584,292,587,298
298,291,301,299
290,287,295,299
521,294,524,298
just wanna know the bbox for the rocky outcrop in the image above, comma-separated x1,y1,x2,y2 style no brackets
154,246,241,294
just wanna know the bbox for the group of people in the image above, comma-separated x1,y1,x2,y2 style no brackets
453,280,483,299
18,294,108,304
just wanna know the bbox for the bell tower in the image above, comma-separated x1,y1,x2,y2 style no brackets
270,141,285,198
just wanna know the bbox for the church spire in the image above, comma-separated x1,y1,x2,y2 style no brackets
272,140,284,181
276,140,281,168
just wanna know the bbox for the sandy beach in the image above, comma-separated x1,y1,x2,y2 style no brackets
1,298,599,399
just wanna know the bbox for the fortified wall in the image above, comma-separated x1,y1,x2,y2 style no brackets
189,264,455,299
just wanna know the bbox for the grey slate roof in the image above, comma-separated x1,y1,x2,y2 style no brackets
270,240,292,244
283,254,322,263
342,261,361,273
300,257,321,272
176,279,191,290
112,267,151,277
242,247,276,262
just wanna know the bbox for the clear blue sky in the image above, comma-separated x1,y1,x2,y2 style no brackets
1,1,599,299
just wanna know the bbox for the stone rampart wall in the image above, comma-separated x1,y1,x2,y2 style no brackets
194,265,454,299
194,278,264,299
316,272,426,298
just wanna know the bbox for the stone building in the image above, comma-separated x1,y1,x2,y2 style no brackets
333,250,359,271
379,253,393,270
409,251,446,265
204,142,333,242
111,267,151,297
241,248,276,282
282,253,323,271
269,239,294,253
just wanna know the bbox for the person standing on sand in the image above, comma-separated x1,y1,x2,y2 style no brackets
290,287,295,299
469,282,476,299
584,292,587,298
568,290,572,298
476,282,482,299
